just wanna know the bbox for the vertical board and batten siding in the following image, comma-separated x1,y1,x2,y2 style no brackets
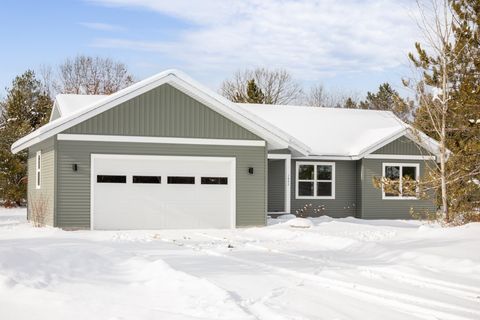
65,84,260,140
55,83,266,228
290,160,357,218
268,159,285,212
359,159,436,219
373,136,429,155
27,137,55,225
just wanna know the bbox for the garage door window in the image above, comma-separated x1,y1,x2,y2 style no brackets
133,176,161,184
97,175,126,183
201,177,228,185
168,176,195,184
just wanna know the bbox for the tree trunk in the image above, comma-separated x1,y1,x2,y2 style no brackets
440,131,449,221
440,50,449,222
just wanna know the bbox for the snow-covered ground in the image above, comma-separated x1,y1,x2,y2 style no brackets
0,208,479,320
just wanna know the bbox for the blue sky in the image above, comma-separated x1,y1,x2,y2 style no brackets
0,0,418,98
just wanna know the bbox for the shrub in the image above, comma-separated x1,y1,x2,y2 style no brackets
30,194,49,227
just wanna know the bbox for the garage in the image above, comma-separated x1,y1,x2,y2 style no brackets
91,154,236,230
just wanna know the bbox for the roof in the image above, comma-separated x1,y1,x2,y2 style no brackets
54,94,107,118
11,69,443,159
11,69,297,154
238,104,408,157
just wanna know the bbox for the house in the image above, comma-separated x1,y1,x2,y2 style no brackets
11,70,440,230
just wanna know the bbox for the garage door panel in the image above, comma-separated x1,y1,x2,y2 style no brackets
92,154,235,230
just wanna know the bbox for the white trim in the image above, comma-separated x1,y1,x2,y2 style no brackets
58,134,265,147
382,162,420,200
364,154,436,160
90,154,236,230
90,155,95,230
267,153,290,159
293,155,356,161
295,161,335,200
12,70,297,154
267,153,291,214
48,101,61,122
35,150,41,189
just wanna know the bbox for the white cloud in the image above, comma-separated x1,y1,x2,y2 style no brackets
80,22,125,31
88,0,418,81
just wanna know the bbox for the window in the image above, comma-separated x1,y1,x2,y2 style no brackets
35,151,41,189
167,176,195,184
133,176,161,184
382,163,419,199
201,177,228,185
296,162,335,199
97,175,126,183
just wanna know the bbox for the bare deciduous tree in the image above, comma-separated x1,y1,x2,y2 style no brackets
221,68,303,104
404,0,458,221
45,55,134,96
306,84,360,108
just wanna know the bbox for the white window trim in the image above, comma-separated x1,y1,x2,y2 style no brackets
35,150,41,189
295,161,335,199
382,162,420,200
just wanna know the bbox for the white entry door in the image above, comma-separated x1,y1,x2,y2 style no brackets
91,154,235,230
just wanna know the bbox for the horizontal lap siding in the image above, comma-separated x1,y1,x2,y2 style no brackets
355,160,362,218
57,142,266,228
361,159,436,219
27,137,55,226
290,160,357,218
56,82,267,228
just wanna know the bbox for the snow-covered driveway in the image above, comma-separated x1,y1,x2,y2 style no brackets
0,209,479,320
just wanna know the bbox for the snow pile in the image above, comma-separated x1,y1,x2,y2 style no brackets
286,217,313,228
1,208,479,320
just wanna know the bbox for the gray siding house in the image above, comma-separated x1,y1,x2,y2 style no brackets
12,70,441,230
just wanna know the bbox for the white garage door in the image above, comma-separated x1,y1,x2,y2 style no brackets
91,154,235,230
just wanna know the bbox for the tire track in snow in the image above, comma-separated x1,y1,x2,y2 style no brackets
186,232,480,320
156,236,293,320
198,232,480,301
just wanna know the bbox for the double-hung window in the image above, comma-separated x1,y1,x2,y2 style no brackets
382,163,419,199
296,162,335,199
35,151,41,189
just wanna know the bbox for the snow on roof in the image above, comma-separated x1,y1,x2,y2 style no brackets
55,94,107,118
11,69,442,159
238,104,408,157
11,70,292,154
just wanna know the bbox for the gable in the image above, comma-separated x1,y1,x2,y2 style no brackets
49,106,61,121
64,84,260,140
372,136,430,155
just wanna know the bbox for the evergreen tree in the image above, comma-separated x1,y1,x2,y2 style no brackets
0,71,52,206
344,97,358,109
408,0,480,222
358,83,412,121
232,79,266,103
222,68,302,104
245,79,265,103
